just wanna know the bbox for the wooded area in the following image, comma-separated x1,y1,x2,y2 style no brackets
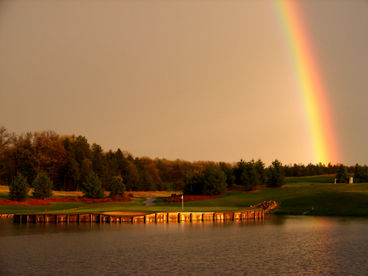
1,127,367,199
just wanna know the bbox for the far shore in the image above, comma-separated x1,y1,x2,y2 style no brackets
1,175,368,217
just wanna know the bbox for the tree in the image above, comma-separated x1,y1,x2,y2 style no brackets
110,176,125,198
266,159,285,188
254,159,266,185
9,172,29,201
91,143,108,189
219,162,234,187
79,158,93,187
124,160,140,191
202,165,227,195
184,165,227,195
32,131,67,186
32,171,53,199
81,173,104,198
183,170,204,195
59,155,80,191
0,126,12,154
234,160,259,191
335,164,348,183
354,164,368,183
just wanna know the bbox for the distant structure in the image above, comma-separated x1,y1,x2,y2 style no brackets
349,177,354,184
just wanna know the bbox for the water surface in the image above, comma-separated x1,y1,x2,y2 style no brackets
1,216,368,275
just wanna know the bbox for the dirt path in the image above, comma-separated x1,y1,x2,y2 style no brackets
144,197,157,206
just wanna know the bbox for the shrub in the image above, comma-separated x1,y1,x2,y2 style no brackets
110,176,125,197
82,173,104,198
9,172,29,201
32,172,53,199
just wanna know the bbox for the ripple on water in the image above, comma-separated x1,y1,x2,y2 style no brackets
1,216,368,275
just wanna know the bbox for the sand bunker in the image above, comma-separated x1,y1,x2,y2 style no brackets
103,211,149,216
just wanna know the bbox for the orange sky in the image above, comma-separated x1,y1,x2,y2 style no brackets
1,0,367,165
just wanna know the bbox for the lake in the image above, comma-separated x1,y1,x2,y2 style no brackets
1,215,368,275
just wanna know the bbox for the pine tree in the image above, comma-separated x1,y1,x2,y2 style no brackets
110,176,125,198
81,173,104,198
266,160,285,188
32,171,53,199
9,172,29,201
335,165,348,183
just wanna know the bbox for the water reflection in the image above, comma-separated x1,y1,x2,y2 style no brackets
1,216,368,275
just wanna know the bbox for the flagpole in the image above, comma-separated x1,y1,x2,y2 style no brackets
181,194,184,211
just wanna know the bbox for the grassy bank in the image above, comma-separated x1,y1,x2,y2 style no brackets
1,175,368,216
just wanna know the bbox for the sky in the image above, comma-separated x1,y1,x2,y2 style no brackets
0,0,367,165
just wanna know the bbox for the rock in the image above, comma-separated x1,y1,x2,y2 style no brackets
250,201,278,213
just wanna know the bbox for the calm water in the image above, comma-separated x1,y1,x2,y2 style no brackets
1,216,368,275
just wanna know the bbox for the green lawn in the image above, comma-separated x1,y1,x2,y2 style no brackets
1,175,368,216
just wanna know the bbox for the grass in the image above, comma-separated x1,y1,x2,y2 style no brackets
0,185,179,198
1,176,368,216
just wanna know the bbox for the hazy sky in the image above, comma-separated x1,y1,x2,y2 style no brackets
1,0,367,165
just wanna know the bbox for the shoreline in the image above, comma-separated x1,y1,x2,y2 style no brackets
11,210,265,224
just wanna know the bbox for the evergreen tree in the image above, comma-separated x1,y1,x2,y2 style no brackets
202,165,227,195
266,159,285,188
183,170,204,195
32,171,53,199
219,162,234,187
81,173,104,198
335,164,348,183
79,158,93,188
91,143,108,189
110,175,125,198
234,159,259,191
353,164,368,183
9,172,29,201
254,159,266,185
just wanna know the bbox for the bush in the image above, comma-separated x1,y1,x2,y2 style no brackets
9,172,29,201
32,172,53,199
110,176,125,197
82,173,104,198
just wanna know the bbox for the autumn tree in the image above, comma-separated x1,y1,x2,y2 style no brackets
32,131,67,187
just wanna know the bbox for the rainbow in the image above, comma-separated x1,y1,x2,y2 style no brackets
274,0,338,164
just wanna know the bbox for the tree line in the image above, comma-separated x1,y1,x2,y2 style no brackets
1,127,367,200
